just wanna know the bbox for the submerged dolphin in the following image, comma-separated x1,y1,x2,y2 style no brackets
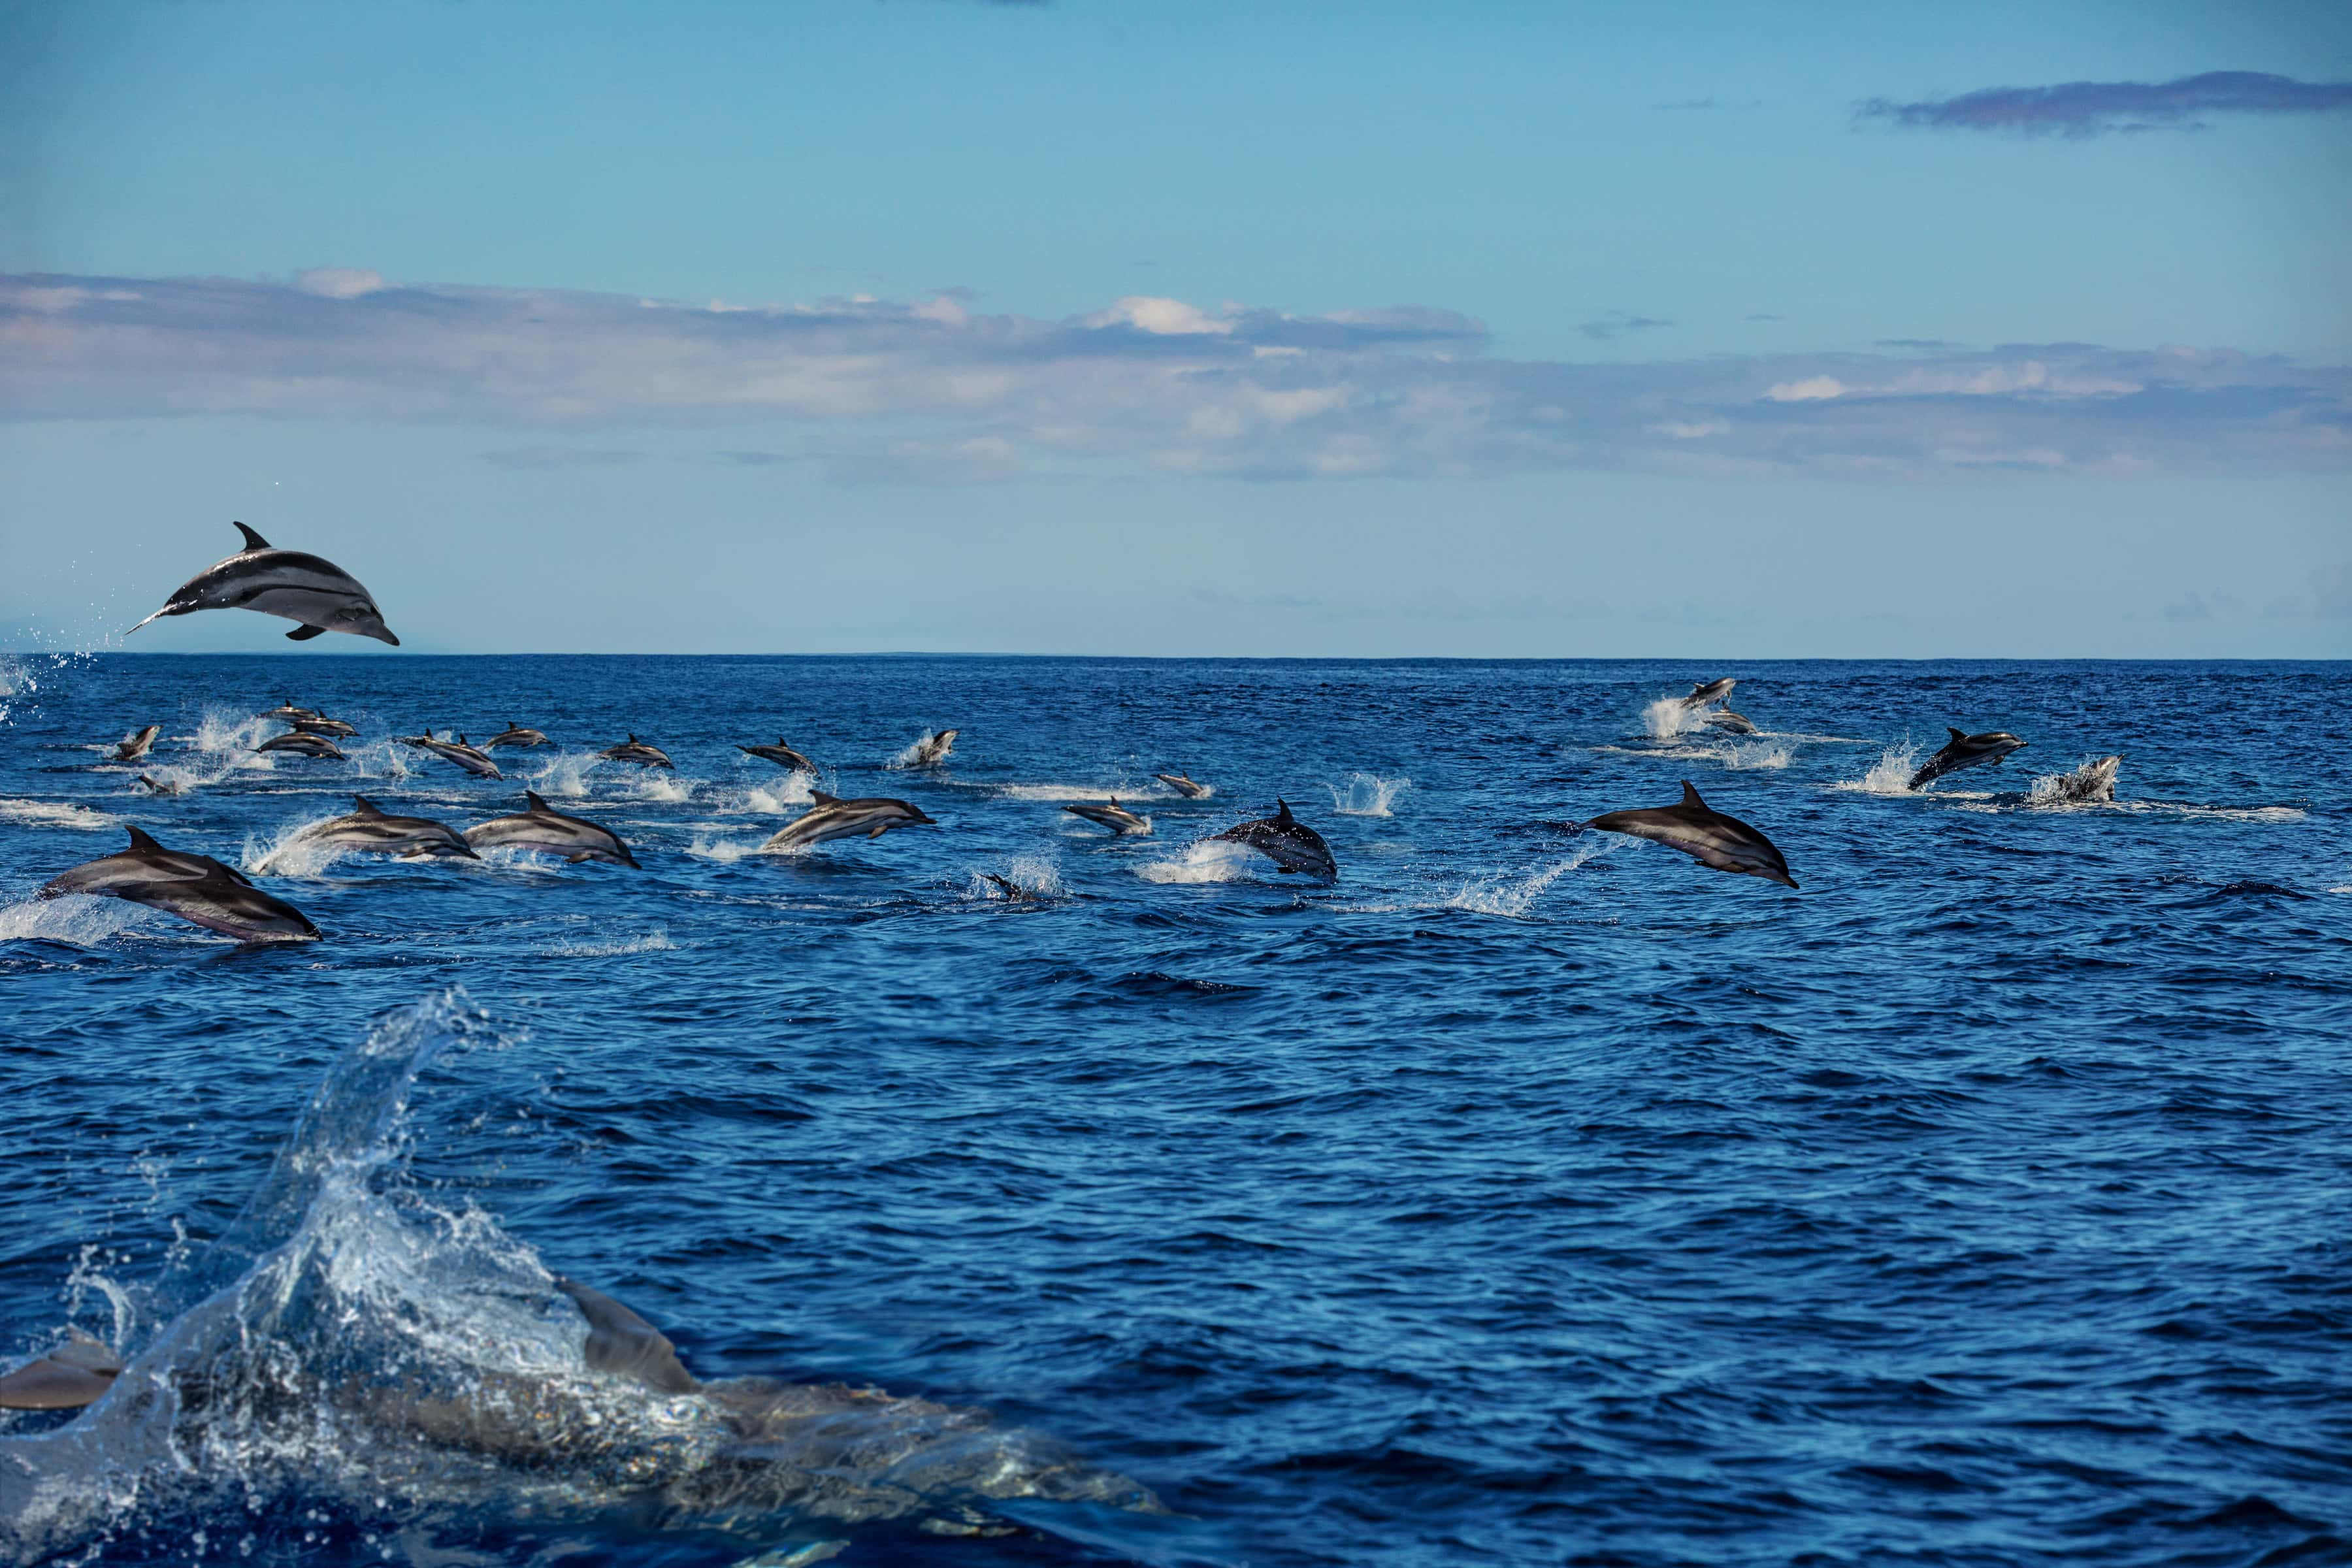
257,732,347,760
1211,799,1338,879
127,522,399,645
1705,708,1757,736
1909,728,2027,791
739,738,815,772
2043,755,2122,804
112,725,161,762
1154,772,1212,799
1681,678,1737,710
760,793,936,852
400,732,502,779
291,715,357,738
41,829,318,941
599,734,674,769
1585,781,1797,888
902,728,958,768
1064,798,1152,836
463,791,639,866
0,1333,123,1411
297,797,478,859
136,774,182,796
482,723,551,750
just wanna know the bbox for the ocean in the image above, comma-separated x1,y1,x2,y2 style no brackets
1,653,2346,1567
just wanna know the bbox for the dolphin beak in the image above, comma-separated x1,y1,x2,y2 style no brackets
372,627,402,647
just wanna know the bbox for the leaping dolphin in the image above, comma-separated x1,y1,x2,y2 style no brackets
2044,755,2121,803
738,738,815,773
290,715,357,738
463,791,639,866
1584,781,1797,888
760,792,936,852
259,700,319,722
400,732,503,779
296,797,478,859
127,522,399,645
112,725,160,762
902,728,958,768
599,734,675,769
256,732,348,760
1909,728,2027,791
483,723,551,750
136,774,182,796
1154,772,1212,799
1064,798,1152,836
1211,799,1338,879
1680,678,1737,710
1705,708,1757,736
40,828,320,941
40,826,255,897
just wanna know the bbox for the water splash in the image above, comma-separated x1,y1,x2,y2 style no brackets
713,777,813,814
242,815,357,878
0,892,174,946
618,772,698,806
0,798,118,832
1135,840,1270,885
887,729,955,770
537,928,678,956
1326,773,1409,817
685,834,769,864
967,855,1065,901
1834,742,1922,796
1444,836,1622,917
525,751,606,799
1641,693,1710,740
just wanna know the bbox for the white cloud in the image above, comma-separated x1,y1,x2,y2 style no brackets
1766,376,1846,402
293,267,387,299
1082,296,1233,335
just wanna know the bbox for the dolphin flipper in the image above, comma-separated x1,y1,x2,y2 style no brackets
286,625,327,642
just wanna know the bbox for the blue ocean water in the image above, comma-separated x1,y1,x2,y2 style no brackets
1,653,2347,1568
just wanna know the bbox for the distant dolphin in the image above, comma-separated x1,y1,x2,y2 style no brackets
112,725,159,762
1680,678,1737,710
482,723,551,750
41,828,319,941
126,522,399,645
400,732,502,779
291,715,357,738
1584,781,1797,888
902,728,958,768
2044,755,2121,803
0,1333,123,1411
1909,728,2027,791
760,792,936,852
981,873,1043,901
1211,799,1337,879
463,790,639,866
257,732,348,760
135,774,182,796
1705,708,1757,736
259,700,319,722
297,796,478,859
1154,772,1212,799
41,826,256,898
599,734,674,769
1064,798,1152,836
738,738,814,773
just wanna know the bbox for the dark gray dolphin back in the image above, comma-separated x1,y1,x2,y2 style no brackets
555,1278,698,1394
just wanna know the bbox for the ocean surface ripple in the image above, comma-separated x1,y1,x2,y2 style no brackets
2,655,2347,1567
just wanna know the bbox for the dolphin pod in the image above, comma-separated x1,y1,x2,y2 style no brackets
127,522,399,645
1585,781,1799,889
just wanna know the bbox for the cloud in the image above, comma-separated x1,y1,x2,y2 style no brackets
1860,71,2352,137
478,446,642,470
3,269,2345,483
1579,312,1674,342
295,267,386,299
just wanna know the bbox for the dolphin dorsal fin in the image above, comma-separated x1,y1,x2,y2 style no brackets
125,825,163,852
1275,798,1293,823
525,790,551,811
627,734,638,744
1680,781,1706,809
353,796,384,815
810,791,839,806
1948,727,1967,742
232,521,270,551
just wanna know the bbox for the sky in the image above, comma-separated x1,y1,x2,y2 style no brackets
2,0,2347,657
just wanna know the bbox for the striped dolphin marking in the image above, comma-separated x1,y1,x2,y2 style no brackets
127,522,399,645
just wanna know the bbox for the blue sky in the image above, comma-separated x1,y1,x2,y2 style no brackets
3,0,2347,656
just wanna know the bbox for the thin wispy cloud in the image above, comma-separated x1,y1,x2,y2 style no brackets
3,272,2345,483
1861,71,2352,137
1579,312,1675,342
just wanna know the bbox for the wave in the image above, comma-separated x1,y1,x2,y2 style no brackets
536,928,678,956
0,994,1156,1563
1135,840,1273,885
1326,773,1409,817
0,798,118,832
993,781,1164,803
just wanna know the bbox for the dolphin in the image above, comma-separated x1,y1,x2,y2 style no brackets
599,734,675,769
400,732,503,779
291,715,357,738
1680,678,1737,710
902,728,958,768
2044,755,2121,804
112,725,160,762
1211,799,1338,879
0,1333,123,1411
1154,772,1212,799
126,522,399,645
482,723,551,750
463,790,639,866
1584,781,1797,888
296,796,479,859
1705,708,1757,736
1909,728,2028,791
40,826,257,898
1064,798,1152,836
256,732,348,760
738,738,814,772
981,873,1043,902
136,774,182,796
259,700,319,722
760,792,936,852
114,864,322,941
